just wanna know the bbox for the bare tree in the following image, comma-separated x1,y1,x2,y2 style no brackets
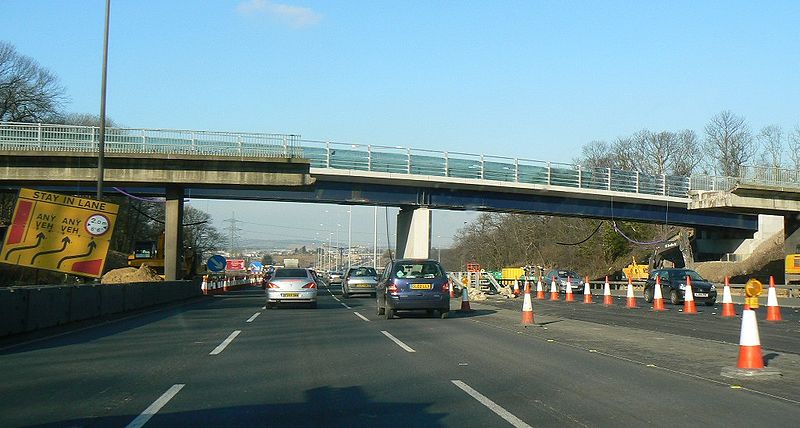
50,112,118,127
632,130,673,175
576,140,615,168
788,126,800,171
756,124,783,168
669,129,703,176
0,41,66,122
703,110,755,176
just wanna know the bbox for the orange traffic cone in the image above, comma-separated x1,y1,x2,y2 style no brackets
513,279,520,297
201,275,209,295
550,276,559,300
565,276,575,302
521,282,534,325
721,308,781,378
683,276,697,314
603,276,613,305
460,285,472,312
583,276,593,304
626,277,637,308
535,277,545,300
736,309,764,369
765,276,782,321
652,276,665,311
721,276,736,318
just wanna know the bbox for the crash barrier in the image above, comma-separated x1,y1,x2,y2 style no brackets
201,274,263,295
0,280,200,338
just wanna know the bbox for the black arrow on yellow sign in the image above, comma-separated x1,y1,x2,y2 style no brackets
57,241,97,269
31,236,72,264
4,232,46,261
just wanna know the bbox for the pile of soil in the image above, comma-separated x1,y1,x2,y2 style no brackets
101,264,162,284
693,231,784,284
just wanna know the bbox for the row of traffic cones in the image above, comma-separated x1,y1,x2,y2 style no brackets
512,274,784,320
511,275,782,377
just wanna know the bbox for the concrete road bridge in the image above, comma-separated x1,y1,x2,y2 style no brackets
2,122,800,279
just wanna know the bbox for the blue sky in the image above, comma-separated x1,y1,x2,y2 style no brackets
2,1,799,247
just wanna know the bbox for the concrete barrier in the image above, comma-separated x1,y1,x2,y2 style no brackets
0,288,28,336
28,286,71,331
69,285,101,322
100,285,125,316
0,280,201,338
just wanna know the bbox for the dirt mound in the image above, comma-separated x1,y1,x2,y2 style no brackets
101,265,162,284
693,231,784,283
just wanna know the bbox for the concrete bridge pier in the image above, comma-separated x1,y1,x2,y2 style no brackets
164,186,184,281
396,207,431,259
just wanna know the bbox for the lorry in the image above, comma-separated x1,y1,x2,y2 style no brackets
283,258,300,268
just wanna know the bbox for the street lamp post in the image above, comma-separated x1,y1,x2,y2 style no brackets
96,0,111,201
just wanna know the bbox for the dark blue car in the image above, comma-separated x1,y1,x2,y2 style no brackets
376,259,450,319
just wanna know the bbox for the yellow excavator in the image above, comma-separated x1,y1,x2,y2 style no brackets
622,256,649,280
127,232,198,278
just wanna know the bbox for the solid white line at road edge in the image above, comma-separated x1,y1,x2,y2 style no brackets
209,330,241,355
381,330,416,353
341,302,352,309
246,312,261,323
354,312,370,322
125,384,185,428
451,380,532,428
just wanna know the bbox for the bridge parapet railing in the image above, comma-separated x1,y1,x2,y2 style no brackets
0,122,299,158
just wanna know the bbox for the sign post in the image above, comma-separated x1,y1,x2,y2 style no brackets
0,188,118,278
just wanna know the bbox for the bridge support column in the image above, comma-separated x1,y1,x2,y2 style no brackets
396,207,431,259
165,186,184,281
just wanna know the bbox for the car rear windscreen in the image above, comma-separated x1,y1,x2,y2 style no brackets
274,268,308,278
351,267,377,277
393,262,444,279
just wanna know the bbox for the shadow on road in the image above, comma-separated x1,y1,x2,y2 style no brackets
32,385,448,427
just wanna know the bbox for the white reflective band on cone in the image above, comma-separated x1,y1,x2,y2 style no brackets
767,286,779,306
523,293,532,311
739,310,761,346
723,285,733,303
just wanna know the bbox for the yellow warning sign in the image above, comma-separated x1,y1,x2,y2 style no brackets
0,188,118,278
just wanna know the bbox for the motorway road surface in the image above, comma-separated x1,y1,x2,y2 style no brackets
1,285,800,427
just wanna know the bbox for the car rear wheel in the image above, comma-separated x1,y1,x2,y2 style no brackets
670,290,680,305
643,287,654,303
265,301,274,309
384,307,394,320
342,288,349,298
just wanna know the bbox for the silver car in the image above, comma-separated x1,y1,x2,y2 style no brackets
265,268,318,308
342,266,378,298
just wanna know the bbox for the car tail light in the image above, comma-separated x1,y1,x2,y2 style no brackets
302,282,316,289
388,281,398,293
442,281,450,292
267,282,279,288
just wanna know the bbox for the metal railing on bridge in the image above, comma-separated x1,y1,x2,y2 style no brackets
0,122,301,158
4,121,799,198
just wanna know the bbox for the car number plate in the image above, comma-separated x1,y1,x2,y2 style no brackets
355,284,370,288
281,293,299,297
694,292,708,297
410,284,432,290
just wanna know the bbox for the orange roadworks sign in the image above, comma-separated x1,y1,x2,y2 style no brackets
0,188,118,278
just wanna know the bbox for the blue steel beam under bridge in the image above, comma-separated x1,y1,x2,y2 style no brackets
172,181,757,231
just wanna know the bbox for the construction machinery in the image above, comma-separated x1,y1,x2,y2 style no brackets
622,256,649,280
127,232,198,278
